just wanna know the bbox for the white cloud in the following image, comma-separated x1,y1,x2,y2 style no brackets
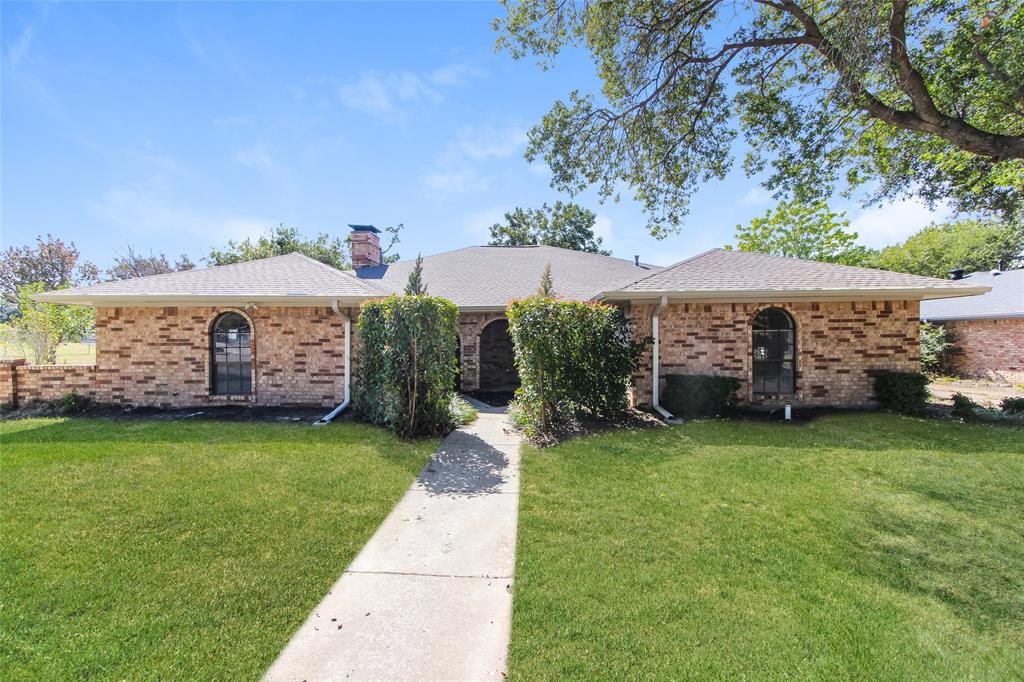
849,197,953,248
421,123,527,200
593,213,614,247
337,62,487,119
741,186,772,205
461,206,508,242
6,3,54,67
91,185,270,243
235,144,276,173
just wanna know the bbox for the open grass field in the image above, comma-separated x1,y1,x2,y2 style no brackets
0,418,435,680
508,413,1024,680
0,341,96,365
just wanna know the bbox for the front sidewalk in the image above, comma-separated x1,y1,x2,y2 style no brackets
265,408,521,681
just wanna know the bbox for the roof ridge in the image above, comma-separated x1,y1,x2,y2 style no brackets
289,252,386,295
725,248,961,283
617,248,722,290
67,252,306,291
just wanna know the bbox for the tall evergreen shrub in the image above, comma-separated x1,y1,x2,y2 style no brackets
507,298,648,437
353,294,459,438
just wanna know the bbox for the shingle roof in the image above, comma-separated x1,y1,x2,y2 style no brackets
604,248,990,301
34,252,384,304
356,245,660,308
920,268,1024,320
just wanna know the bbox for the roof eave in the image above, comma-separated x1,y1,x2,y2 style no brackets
597,285,992,303
921,312,1024,322
31,293,376,307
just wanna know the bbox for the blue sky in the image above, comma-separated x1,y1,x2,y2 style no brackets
2,1,951,269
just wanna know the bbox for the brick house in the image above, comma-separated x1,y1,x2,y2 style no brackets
921,268,1024,382
8,225,987,415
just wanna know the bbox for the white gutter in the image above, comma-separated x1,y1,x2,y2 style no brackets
315,300,352,425
651,295,674,420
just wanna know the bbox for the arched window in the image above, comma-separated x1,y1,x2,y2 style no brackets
752,308,795,394
211,312,252,395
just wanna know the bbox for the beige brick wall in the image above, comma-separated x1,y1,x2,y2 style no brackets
629,300,921,408
457,312,508,391
941,318,1024,382
85,306,348,408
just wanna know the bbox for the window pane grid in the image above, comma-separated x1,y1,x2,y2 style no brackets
211,313,252,396
752,309,795,395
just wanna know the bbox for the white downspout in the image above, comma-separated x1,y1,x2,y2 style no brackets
314,300,351,425
652,295,674,420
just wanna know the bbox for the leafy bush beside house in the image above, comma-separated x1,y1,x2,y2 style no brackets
874,371,930,414
919,322,955,375
352,294,459,438
661,375,741,418
507,297,648,440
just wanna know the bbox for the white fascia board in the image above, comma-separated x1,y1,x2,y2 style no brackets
597,285,991,304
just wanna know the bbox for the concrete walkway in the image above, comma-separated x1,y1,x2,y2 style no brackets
265,404,521,682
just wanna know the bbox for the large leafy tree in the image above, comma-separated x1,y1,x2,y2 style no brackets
207,223,402,269
489,201,611,254
732,200,874,265
0,235,99,304
871,218,1023,276
497,1,1024,237
106,246,195,281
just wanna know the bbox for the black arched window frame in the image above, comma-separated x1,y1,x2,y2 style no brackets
752,308,796,394
211,312,253,396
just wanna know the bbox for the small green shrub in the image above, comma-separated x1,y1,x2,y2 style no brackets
353,294,460,438
507,297,649,440
1000,397,1024,415
873,371,929,413
661,375,741,418
54,390,92,415
951,392,979,419
919,322,954,375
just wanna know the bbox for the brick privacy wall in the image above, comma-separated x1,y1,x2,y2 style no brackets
457,312,508,391
629,300,921,408
941,318,1024,382
59,305,350,408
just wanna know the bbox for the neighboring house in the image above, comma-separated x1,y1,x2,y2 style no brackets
4,225,987,413
920,268,1024,382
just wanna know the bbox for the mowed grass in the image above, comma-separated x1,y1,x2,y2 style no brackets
0,418,435,680
0,341,95,364
509,414,1024,680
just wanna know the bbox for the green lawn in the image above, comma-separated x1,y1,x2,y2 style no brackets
0,341,96,364
509,414,1024,680
0,418,435,680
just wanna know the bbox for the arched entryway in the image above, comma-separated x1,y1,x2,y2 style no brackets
478,319,519,391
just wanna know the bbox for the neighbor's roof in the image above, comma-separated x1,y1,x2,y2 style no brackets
601,249,991,302
34,252,385,306
920,268,1024,321
356,245,660,309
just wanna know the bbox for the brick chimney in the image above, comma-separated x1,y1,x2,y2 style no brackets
349,224,382,269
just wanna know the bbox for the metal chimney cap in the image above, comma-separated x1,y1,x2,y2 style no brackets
348,224,381,233
949,268,965,280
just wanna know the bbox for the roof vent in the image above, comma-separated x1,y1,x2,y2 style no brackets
949,268,964,280
634,255,640,266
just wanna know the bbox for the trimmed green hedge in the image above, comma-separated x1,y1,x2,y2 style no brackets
506,298,648,438
353,294,460,438
873,371,930,414
661,375,741,418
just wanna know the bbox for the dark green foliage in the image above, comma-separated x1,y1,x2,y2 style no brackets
489,202,610,254
873,372,930,414
952,393,1024,424
497,1,1024,236
919,323,954,375
353,295,459,438
506,298,649,440
951,392,980,419
54,391,92,416
661,375,741,418
871,220,1024,277
404,254,427,295
733,200,874,266
1000,397,1024,415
